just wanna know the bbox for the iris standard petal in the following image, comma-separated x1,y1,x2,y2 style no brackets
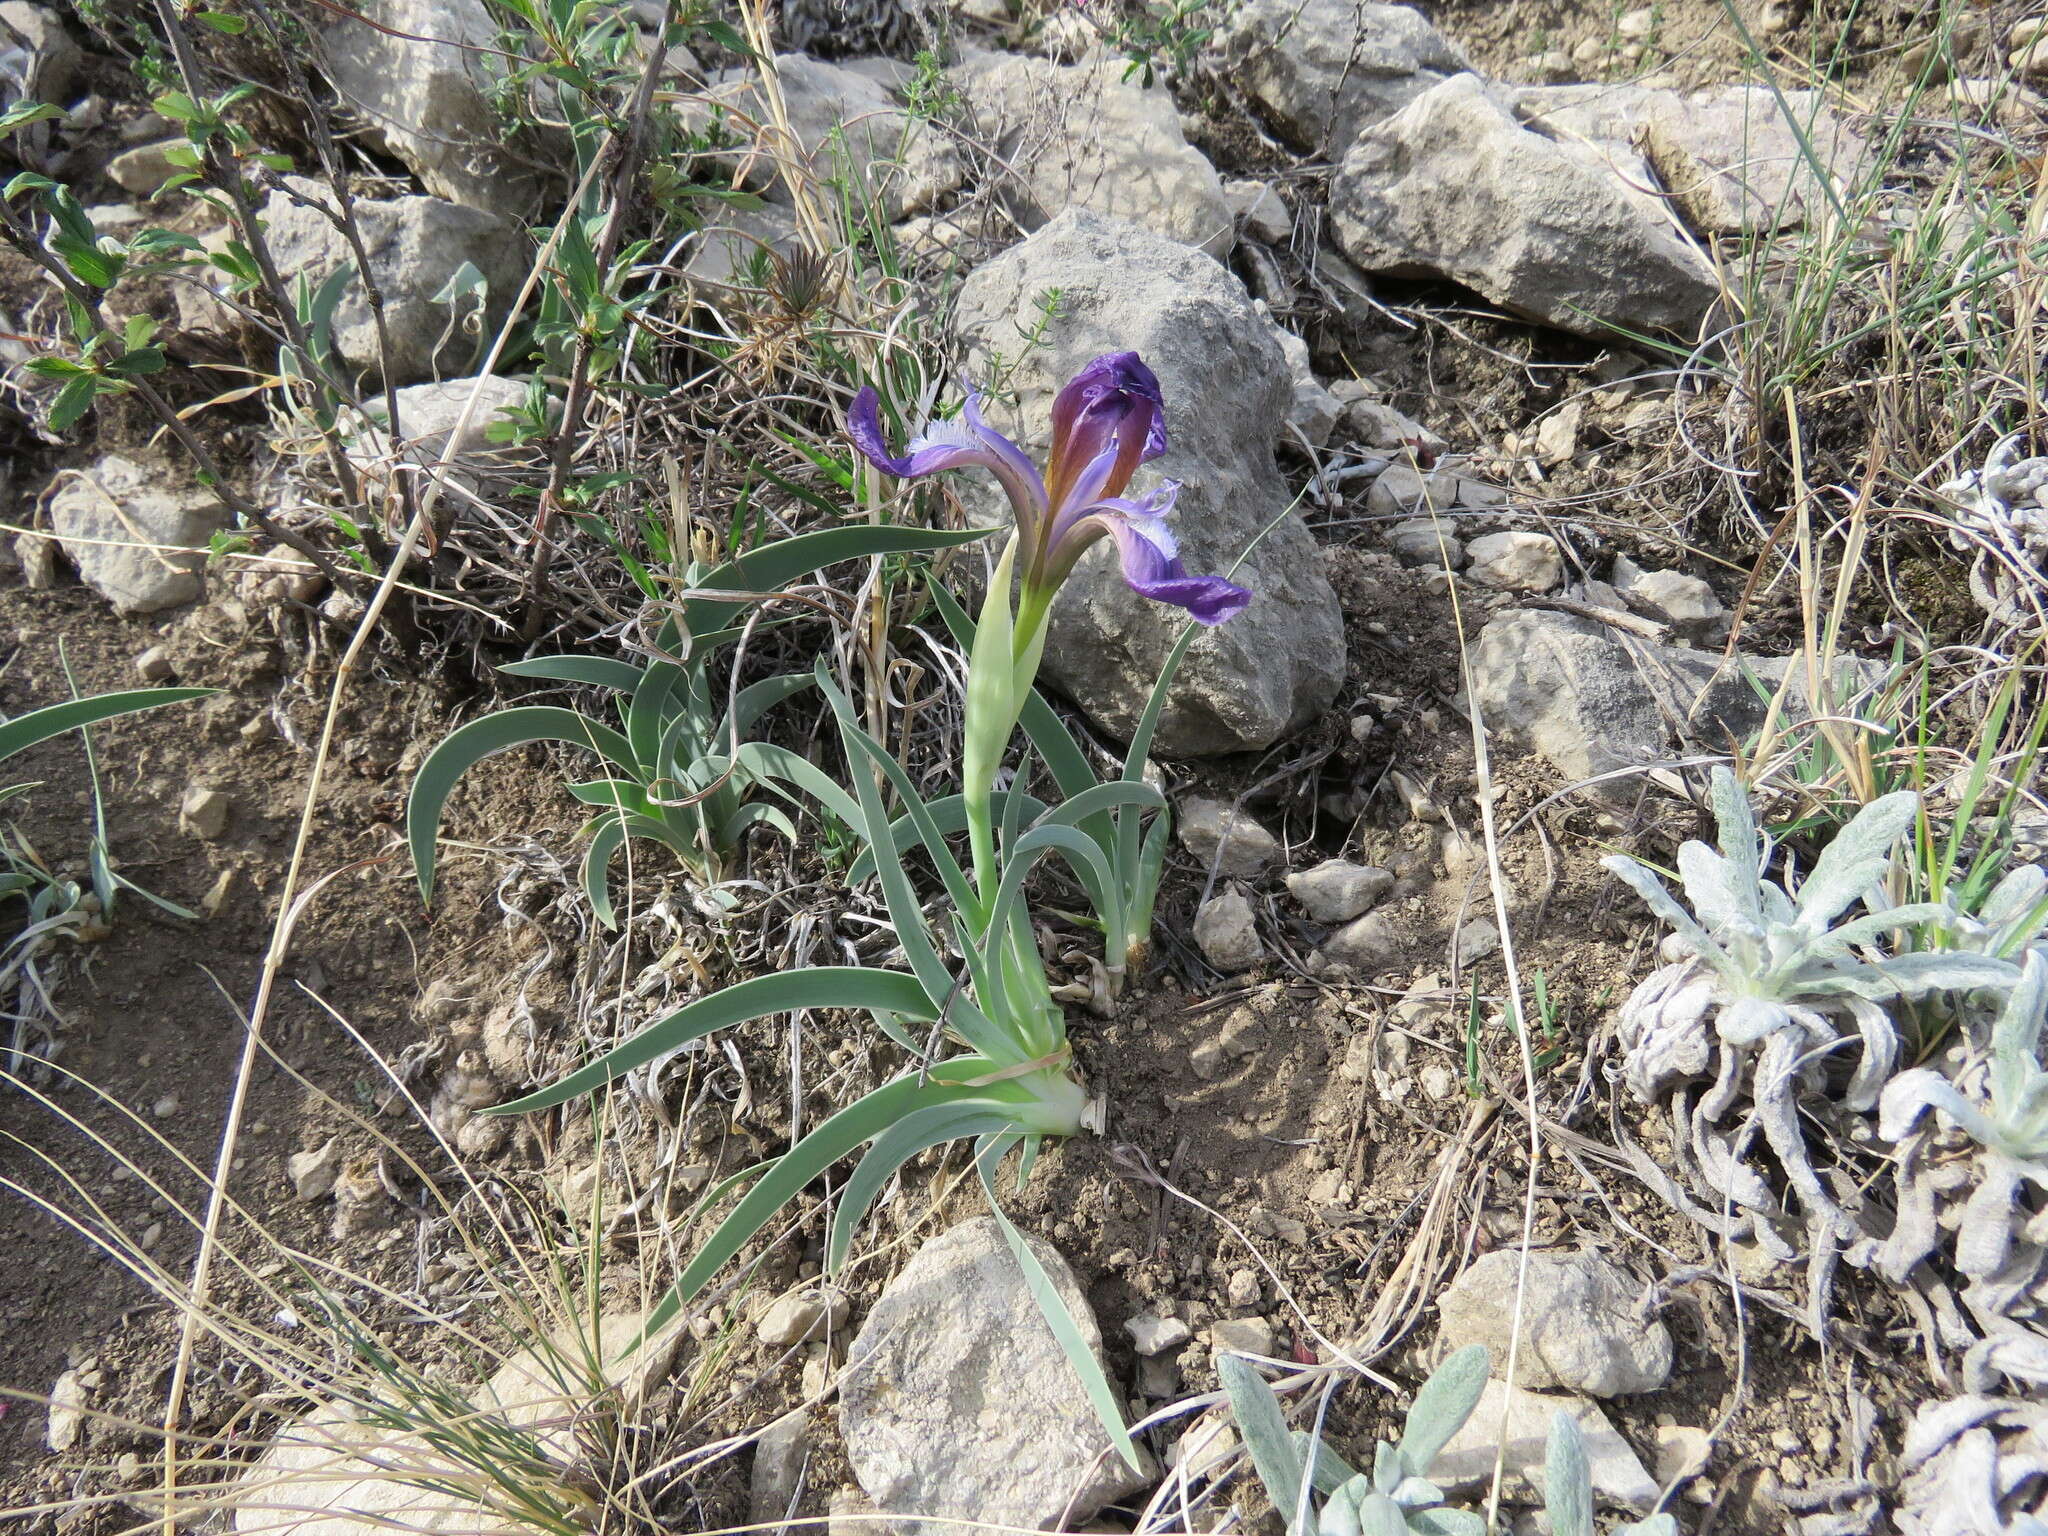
847,387,1049,530
1045,352,1169,510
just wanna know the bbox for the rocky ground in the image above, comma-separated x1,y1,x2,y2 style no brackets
1,0,2046,1533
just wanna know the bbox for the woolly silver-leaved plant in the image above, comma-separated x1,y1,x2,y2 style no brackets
1882,951,2048,1332
1606,770,2017,1254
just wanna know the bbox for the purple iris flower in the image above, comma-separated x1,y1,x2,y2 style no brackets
847,352,1252,626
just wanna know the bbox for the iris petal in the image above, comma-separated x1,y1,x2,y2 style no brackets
847,386,1049,533
1045,352,1169,512
1056,483,1253,627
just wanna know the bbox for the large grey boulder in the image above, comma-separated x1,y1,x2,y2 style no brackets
1212,0,1470,152
1508,82,1866,236
49,455,227,615
1330,74,1718,338
1470,608,1878,785
0,2,76,106
768,53,962,218
320,0,551,211
951,211,1345,754
179,179,527,386
840,1217,1151,1536
952,50,1233,257
1436,1248,1673,1397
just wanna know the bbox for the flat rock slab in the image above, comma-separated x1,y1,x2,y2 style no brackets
1434,1377,1658,1510
1470,608,1879,788
841,1216,1151,1536
1437,1248,1674,1397
1331,73,1717,338
49,454,226,615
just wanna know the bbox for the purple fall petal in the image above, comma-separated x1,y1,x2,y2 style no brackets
846,387,1049,530
1087,487,1252,626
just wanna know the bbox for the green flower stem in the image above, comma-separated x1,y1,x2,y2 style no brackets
961,535,1051,919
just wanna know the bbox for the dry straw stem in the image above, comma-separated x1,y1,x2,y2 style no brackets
155,153,608,1534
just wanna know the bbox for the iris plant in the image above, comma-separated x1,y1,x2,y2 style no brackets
455,352,1248,1461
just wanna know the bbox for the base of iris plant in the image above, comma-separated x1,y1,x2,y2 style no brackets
1013,1068,1089,1138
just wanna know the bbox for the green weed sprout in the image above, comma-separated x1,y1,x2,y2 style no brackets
407,523,987,919
455,352,1252,1464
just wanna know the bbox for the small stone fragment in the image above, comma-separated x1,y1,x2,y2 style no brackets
287,1139,345,1203
749,1408,813,1526
1126,1313,1191,1356
1345,399,1445,456
180,784,230,840
1434,1378,1657,1508
1207,1317,1276,1357
1465,531,1564,592
1455,918,1501,965
1177,798,1283,880
1224,178,1292,244
1226,1269,1261,1309
1385,517,1463,569
46,1366,85,1452
133,645,173,681
757,1286,850,1348
1287,859,1394,922
1318,911,1400,976
1436,1248,1673,1397
1194,888,1263,973
1535,400,1584,464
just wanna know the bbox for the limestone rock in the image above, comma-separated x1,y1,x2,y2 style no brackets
840,1217,1150,1536
750,1408,813,1526
321,0,552,209
348,375,543,495
682,202,803,291
1194,888,1262,972
952,51,1232,256
1366,463,1458,518
1287,859,1393,922
1385,517,1462,570
951,211,1344,752
1466,531,1563,592
767,53,961,219
234,1404,529,1534
1126,1313,1191,1356
1331,74,1718,338
45,1366,85,1453
1265,313,1341,447
1470,608,1879,785
476,1309,684,1461
1437,1248,1673,1397
1212,0,1471,151
49,455,226,615
0,3,78,108
1433,1378,1658,1509
1178,798,1283,879
1611,554,1724,635
757,1285,851,1347
288,1137,343,1202
178,179,527,386
1224,178,1291,244
1318,910,1400,976
106,141,180,197
1343,397,1445,456
1508,81,1867,236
